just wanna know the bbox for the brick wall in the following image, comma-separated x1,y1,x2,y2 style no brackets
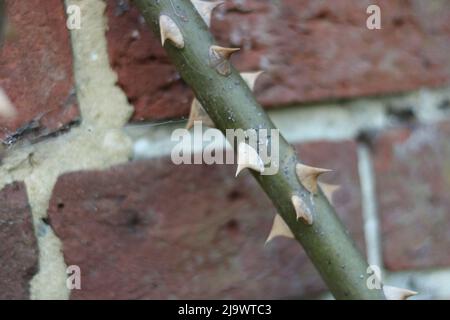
1,0,450,299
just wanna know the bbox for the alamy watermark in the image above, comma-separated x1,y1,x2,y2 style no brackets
171,121,280,175
66,5,81,30
366,5,382,30
66,265,81,290
366,265,383,290
65,4,382,31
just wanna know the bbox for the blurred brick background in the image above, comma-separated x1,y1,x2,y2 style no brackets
0,0,78,142
1,0,450,299
105,0,450,120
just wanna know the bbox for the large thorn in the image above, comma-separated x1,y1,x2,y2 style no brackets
296,163,332,194
383,285,418,300
186,98,215,129
265,214,294,244
191,0,223,27
209,45,240,76
0,87,16,120
291,195,313,225
235,142,265,177
318,182,340,205
241,71,264,92
159,15,184,49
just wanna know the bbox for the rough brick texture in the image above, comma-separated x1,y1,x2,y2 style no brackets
373,122,450,271
0,182,39,300
106,0,450,121
0,0,78,142
48,140,364,299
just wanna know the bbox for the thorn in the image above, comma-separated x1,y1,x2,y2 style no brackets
241,71,264,92
265,214,294,244
235,142,265,177
191,0,223,27
291,195,313,225
296,163,332,194
0,87,16,120
209,45,240,76
383,285,418,300
159,15,184,49
186,98,215,129
210,46,240,60
318,182,340,204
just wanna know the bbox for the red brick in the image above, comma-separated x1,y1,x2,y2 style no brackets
106,0,450,121
48,140,364,299
0,182,39,299
373,122,450,271
0,0,78,142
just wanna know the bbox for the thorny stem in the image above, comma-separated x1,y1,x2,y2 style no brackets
134,0,385,300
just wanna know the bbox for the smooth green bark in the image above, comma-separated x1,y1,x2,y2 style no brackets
134,0,385,300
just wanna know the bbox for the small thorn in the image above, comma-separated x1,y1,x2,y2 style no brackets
191,0,223,27
383,285,418,300
211,46,240,59
209,45,240,76
291,195,313,225
0,87,16,120
296,163,332,194
265,214,294,244
186,98,215,129
241,71,264,92
159,15,184,49
235,142,265,177
318,182,340,204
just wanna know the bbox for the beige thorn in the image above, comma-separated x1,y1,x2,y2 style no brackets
159,15,185,49
210,45,240,60
291,195,313,225
383,285,418,300
0,87,16,121
186,98,215,129
191,0,224,27
209,45,240,76
318,182,341,204
265,214,294,244
296,163,332,194
235,142,265,177
241,71,264,92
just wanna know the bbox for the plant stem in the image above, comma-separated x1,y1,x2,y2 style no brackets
133,0,385,300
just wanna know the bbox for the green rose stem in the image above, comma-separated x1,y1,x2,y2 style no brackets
133,0,415,300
